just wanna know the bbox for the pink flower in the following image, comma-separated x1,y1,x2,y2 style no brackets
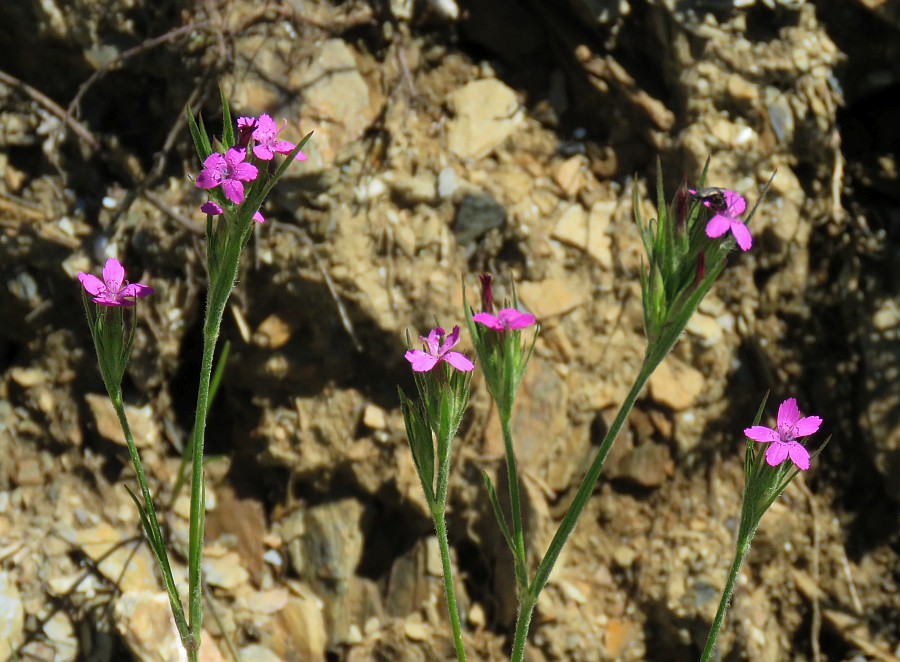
195,147,258,205
200,200,264,223
744,398,822,470
405,326,474,373
78,258,154,307
472,308,536,331
251,114,307,162
691,188,752,251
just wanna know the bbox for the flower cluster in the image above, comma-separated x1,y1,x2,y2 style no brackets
195,113,307,224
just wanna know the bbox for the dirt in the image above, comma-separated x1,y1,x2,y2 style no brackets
1,0,898,660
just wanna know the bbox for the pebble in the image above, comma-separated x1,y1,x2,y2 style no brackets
446,79,523,159
0,571,24,660
84,394,158,448
518,277,585,319
203,552,250,590
648,357,705,410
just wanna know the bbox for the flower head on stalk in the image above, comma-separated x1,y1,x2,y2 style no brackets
739,394,828,528
467,274,538,420
78,258,154,307
399,323,474,506
634,159,772,350
79,259,154,394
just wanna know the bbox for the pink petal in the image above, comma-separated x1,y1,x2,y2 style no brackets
95,295,131,307
730,221,752,251
705,214,731,238
744,426,779,443
252,210,265,223
793,415,822,438
224,147,246,166
787,442,810,470
222,179,245,205
253,144,274,161
765,442,789,467
444,351,474,372
201,201,223,215
274,139,297,154
78,273,105,296
777,398,800,430
424,328,444,355
441,326,462,352
202,152,226,170
472,312,503,330
232,162,258,182
498,308,536,330
121,283,154,299
102,259,125,290
196,169,221,189
405,349,439,372
724,190,747,216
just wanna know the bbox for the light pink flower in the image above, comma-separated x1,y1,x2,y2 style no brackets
744,398,822,470
200,200,264,223
195,147,258,205
691,188,752,251
251,114,307,162
78,258,154,307
405,326,474,373
473,308,536,331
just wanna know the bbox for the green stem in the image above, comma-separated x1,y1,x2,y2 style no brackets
500,415,529,591
510,354,658,662
433,507,468,662
510,591,536,662
110,390,190,648
187,257,240,651
700,535,754,662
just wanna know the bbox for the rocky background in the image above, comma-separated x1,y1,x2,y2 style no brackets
0,0,898,660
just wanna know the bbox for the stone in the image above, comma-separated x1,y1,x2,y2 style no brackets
0,571,24,661
115,591,226,662
362,404,387,430
84,394,158,448
291,40,378,165
553,156,588,197
517,277,585,320
269,584,327,661
551,202,614,269
253,314,293,349
203,552,250,590
453,192,505,244
609,442,673,488
446,79,523,159
648,357,705,410
57,521,159,593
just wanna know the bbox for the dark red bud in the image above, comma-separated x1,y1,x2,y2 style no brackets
673,177,690,232
695,251,706,284
479,273,494,313
238,118,257,148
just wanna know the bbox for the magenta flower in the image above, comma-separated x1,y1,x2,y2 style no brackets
692,188,752,251
200,200,264,223
744,398,822,470
472,308,536,331
251,114,307,162
78,258,154,307
405,326,474,373
195,147,258,205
